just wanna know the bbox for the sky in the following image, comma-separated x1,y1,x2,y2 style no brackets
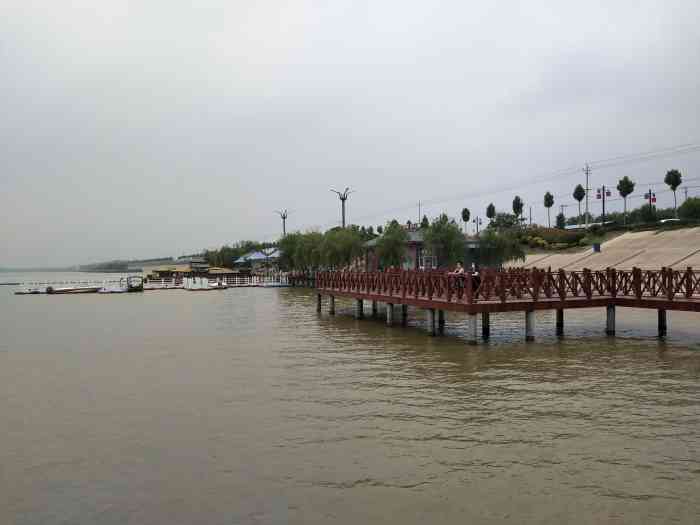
2,1,700,267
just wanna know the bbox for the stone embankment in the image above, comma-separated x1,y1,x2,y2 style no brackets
520,227,700,270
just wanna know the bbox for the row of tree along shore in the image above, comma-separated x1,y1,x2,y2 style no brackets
199,168,699,274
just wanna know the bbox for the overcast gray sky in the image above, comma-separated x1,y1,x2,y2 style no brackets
2,1,699,267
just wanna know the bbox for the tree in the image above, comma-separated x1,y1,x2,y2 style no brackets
321,227,364,269
375,220,409,268
664,169,683,217
478,230,525,267
461,208,470,233
616,176,635,225
376,225,384,235
543,191,554,228
486,203,496,222
423,213,465,267
678,197,700,219
488,212,518,230
420,214,430,229
555,212,566,229
512,196,524,225
573,184,586,224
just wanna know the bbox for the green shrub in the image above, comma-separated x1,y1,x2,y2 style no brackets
527,227,585,246
679,197,700,220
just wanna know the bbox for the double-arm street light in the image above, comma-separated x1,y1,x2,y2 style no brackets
276,209,289,237
330,187,354,228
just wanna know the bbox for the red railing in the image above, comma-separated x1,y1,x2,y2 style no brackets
316,267,700,304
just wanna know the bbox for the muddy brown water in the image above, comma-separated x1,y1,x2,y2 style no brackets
2,273,700,524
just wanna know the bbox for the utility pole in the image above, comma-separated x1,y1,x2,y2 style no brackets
596,185,609,224
646,186,656,211
684,187,689,203
418,201,421,224
330,187,353,228
529,206,532,226
583,163,591,227
472,216,482,235
275,209,288,237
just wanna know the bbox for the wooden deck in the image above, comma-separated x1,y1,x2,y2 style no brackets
316,267,700,314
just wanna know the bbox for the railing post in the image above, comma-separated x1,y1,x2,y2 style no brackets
465,271,474,304
666,267,674,301
558,269,566,300
610,268,617,298
584,269,592,300
686,267,693,299
633,267,642,299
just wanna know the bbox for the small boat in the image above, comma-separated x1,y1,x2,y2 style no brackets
184,277,228,291
98,286,127,294
260,282,291,288
126,275,144,292
15,287,45,295
46,286,101,294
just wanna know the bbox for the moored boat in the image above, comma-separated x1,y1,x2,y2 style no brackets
46,286,101,294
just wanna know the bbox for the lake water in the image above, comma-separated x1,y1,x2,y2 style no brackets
2,272,700,524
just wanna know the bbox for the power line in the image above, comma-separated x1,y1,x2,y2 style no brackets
256,141,700,240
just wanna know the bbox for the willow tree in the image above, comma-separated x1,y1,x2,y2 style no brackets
478,229,525,268
616,176,635,224
320,227,364,269
423,213,465,267
375,220,408,268
543,191,554,227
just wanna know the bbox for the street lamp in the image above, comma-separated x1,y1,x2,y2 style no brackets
276,209,288,237
330,187,354,228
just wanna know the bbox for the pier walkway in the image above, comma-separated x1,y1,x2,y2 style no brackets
315,267,700,342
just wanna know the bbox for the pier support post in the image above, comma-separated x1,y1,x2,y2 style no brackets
438,310,445,335
605,305,616,336
427,309,436,336
329,296,335,315
401,304,408,326
355,299,364,320
467,313,478,345
482,312,490,339
658,309,667,337
525,310,535,342
556,309,564,337
371,300,378,318
386,303,394,326
316,293,322,313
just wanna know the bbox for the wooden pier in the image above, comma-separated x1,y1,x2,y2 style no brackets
315,267,700,343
